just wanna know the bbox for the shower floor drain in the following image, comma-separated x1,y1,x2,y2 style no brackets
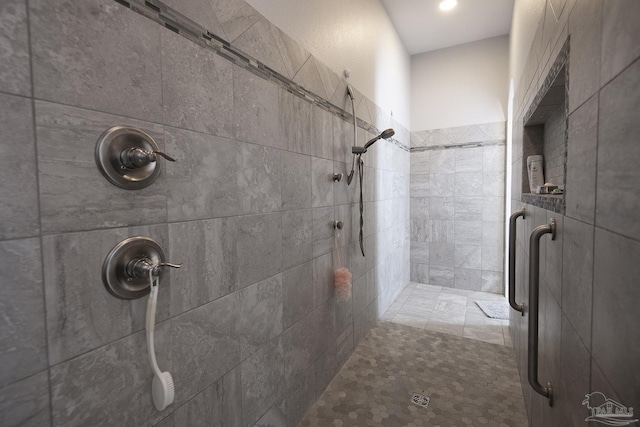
411,393,431,408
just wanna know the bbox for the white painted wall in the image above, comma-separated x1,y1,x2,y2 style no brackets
410,35,509,131
246,0,411,129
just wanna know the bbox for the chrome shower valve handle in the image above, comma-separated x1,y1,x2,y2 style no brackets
127,257,182,279
120,147,176,169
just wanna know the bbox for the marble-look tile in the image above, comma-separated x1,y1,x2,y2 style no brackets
282,209,313,271
455,172,482,197
161,29,233,138
427,219,454,243
310,106,334,160
237,274,283,360
482,171,505,197
410,241,429,263
333,203,356,246
233,67,282,149
0,0,30,96
0,371,50,427
43,224,169,365
541,284,562,384
482,144,505,172
410,150,430,173
284,312,318,387
429,149,455,173
237,213,282,287
30,0,162,122
427,196,452,220
454,221,483,245
280,90,312,155
281,368,315,427
312,207,334,257
454,268,482,291
410,263,429,284
335,293,353,338
237,142,282,214
272,26,310,80
429,242,454,267
312,251,335,308
168,218,238,314
410,197,429,220
315,60,341,109
0,93,39,239
166,368,242,427
600,0,640,85
311,157,334,207
482,246,504,272
481,271,504,293
171,294,240,406
50,325,171,426
565,96,597,224
241,336,285,426
454,244,482,269
211,0,260,42
592,229,640,402
482,221,504,247
293,56,327,98
332,114,352,164
430,173,455,196
0,239,44,385
281,151,312,210
161,0,226,40
282,261,314,329
483,196,505,222
455,147,483,172
596,59,640,240
561,217,593,348
410,174,430,198
332,161,357,205
233,17,289,77
429,266,455,288
454,197,483,221
165,127,239,221
35,101,166,233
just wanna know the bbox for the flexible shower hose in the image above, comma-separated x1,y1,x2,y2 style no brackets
358,155,365,257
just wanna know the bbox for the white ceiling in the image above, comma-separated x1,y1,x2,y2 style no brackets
381,0,514,55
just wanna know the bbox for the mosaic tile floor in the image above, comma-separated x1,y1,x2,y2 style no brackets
382,283,513,347
299,321,527,427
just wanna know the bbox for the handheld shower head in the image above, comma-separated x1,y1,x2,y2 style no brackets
363,128,395,151
346,84,355,100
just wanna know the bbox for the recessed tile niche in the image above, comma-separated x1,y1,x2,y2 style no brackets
521,40,569,214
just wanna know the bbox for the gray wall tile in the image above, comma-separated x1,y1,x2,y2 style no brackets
565,96,597,223
35,101,167,233
455,244,482,269
0,0,30,96
544,213,563,305
429,150,455,173
0,239,47,385
312,251,335,308
455,147,483,172
30,0,162,122
162,0,226,40
233,67,282,149
592,229,640,404
596,59,640,240
237,213,282,287
282,209,313,271
283,261,314,329
233,18,289,78
165,127,239,221
281,151,312,210
240,336,285,426
50,325,171,426
600,1,640,85
312,207,334,257
311,157,334,207
161,29,234,138
0,93,39,239
168,218,238,314
454,221,483,245
410,174,430,198
237,142,282,215
171,294,240,406
280,90,312,155
482,145,505,172
0,371,50,427
293,56,328,99
429,243,454,267
284,312,317,387
43,224,169,365
454,268,482,291
454,197,483,221
310,106,333,160
430,173,455,196
237,274,283,360
211,0,260,42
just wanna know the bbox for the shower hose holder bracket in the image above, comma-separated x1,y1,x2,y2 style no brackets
102,236,181,300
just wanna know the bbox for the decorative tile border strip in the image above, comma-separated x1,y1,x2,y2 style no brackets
410,139,505,152
521,193,564,214
113,0,409,151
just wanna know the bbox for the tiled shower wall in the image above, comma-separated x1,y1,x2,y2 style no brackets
409,122,506,293
0,0,410,426
510,1,640,426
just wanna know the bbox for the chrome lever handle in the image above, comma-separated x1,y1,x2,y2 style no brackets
120,147,175,169
152,151,176,162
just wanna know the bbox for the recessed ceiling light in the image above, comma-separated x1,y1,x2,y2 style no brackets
439,0,457,11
